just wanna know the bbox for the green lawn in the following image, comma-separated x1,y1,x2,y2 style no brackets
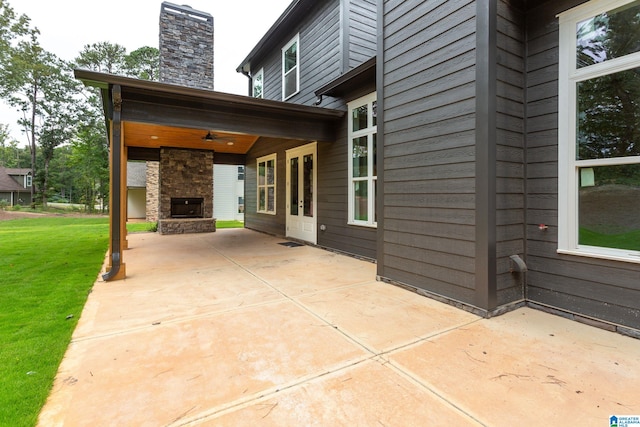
579,228,640,251
216,220,244,229
0,217,109,427
126,221,158,233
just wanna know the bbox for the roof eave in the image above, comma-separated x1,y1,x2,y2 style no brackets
74,69,344,120
315,56,377,99
235,0,317,75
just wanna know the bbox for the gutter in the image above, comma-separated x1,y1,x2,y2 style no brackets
102,84,123,281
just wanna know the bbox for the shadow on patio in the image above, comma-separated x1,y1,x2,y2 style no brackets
38,229,640,426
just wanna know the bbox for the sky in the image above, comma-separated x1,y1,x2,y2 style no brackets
1,0,292,144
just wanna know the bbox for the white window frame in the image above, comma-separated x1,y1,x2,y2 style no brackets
256,153,277,215
281,34,300,100
252,68,264,99
347,92,377,228
25,174,32,188
558,0,640,263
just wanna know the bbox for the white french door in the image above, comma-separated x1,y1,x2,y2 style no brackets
286,142,317,244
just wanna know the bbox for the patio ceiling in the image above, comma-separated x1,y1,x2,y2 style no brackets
122,122,260,155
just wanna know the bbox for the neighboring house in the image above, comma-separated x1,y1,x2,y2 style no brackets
0,167,32,206
214,165,245,221
127,161,147,219
76,0,640,335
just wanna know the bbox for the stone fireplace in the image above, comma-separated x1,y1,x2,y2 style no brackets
170,197,204,218
157,148,215,235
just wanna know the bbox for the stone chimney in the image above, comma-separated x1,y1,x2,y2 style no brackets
159,2,214,90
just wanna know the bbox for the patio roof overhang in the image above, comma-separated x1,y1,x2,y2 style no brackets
74,69,345,281
75,69,344,160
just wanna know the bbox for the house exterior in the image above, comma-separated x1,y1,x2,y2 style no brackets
213,165,245,221
126,161,147,219
76,0,640,335
0,167,32,206
236,0,640,334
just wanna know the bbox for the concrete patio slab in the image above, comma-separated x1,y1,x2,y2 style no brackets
298,281,478,353
37,229,640,426
390,308,640,426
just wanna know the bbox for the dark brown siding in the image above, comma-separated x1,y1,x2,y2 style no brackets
381,0,478,305
317,82,378,260
525,0,640,329
259,0,342,105
349,0,377,69
496,0,526,305
244,0,377,258
244,137,304,237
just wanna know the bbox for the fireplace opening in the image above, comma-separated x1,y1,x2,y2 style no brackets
171,197,204,218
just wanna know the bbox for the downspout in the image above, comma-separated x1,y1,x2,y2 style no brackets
241,68,252,96
102,85,123,281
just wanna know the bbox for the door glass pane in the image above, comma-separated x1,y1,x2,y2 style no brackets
353,181,368,221
303,154,313,217
352,104,368,131
577,67,640,160
352,137,368,177
578,164,640,251
290,157,299,216
576,1,640,69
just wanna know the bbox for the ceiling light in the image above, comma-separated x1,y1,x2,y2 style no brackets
203,132,214,142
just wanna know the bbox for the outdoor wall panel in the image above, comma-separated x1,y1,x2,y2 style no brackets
316,95,377,260
349,0,377,69
524,0,640,330
494,0,526,306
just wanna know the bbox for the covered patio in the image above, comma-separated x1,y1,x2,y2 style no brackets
38,229,640,426
74,69,344,280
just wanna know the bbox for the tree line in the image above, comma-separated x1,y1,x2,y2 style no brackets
0,0,159,211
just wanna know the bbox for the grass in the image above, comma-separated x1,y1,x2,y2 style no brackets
216,220,244,229
579,228,640,251
0,217,109,427
126,221,158,233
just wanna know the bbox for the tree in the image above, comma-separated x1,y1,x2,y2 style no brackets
71,111,109,213
1,30,78,205
124,46,159,80
0,123,27,167
75,41,126,74
0,0,32,68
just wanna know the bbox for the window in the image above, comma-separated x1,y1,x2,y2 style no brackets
238,196,245,214
257,154,276,214
252,68,263,98
558,0,640,263
25,174,32,187
348,93,377,227
238,166,245,181
282,34,299,100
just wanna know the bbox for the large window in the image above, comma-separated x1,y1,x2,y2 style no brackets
257,154,276,214
348,93,377,227
282,34,299,100
559,0,640,262
252,68,263,98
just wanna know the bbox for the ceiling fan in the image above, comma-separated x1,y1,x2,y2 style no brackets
202,131,236,145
